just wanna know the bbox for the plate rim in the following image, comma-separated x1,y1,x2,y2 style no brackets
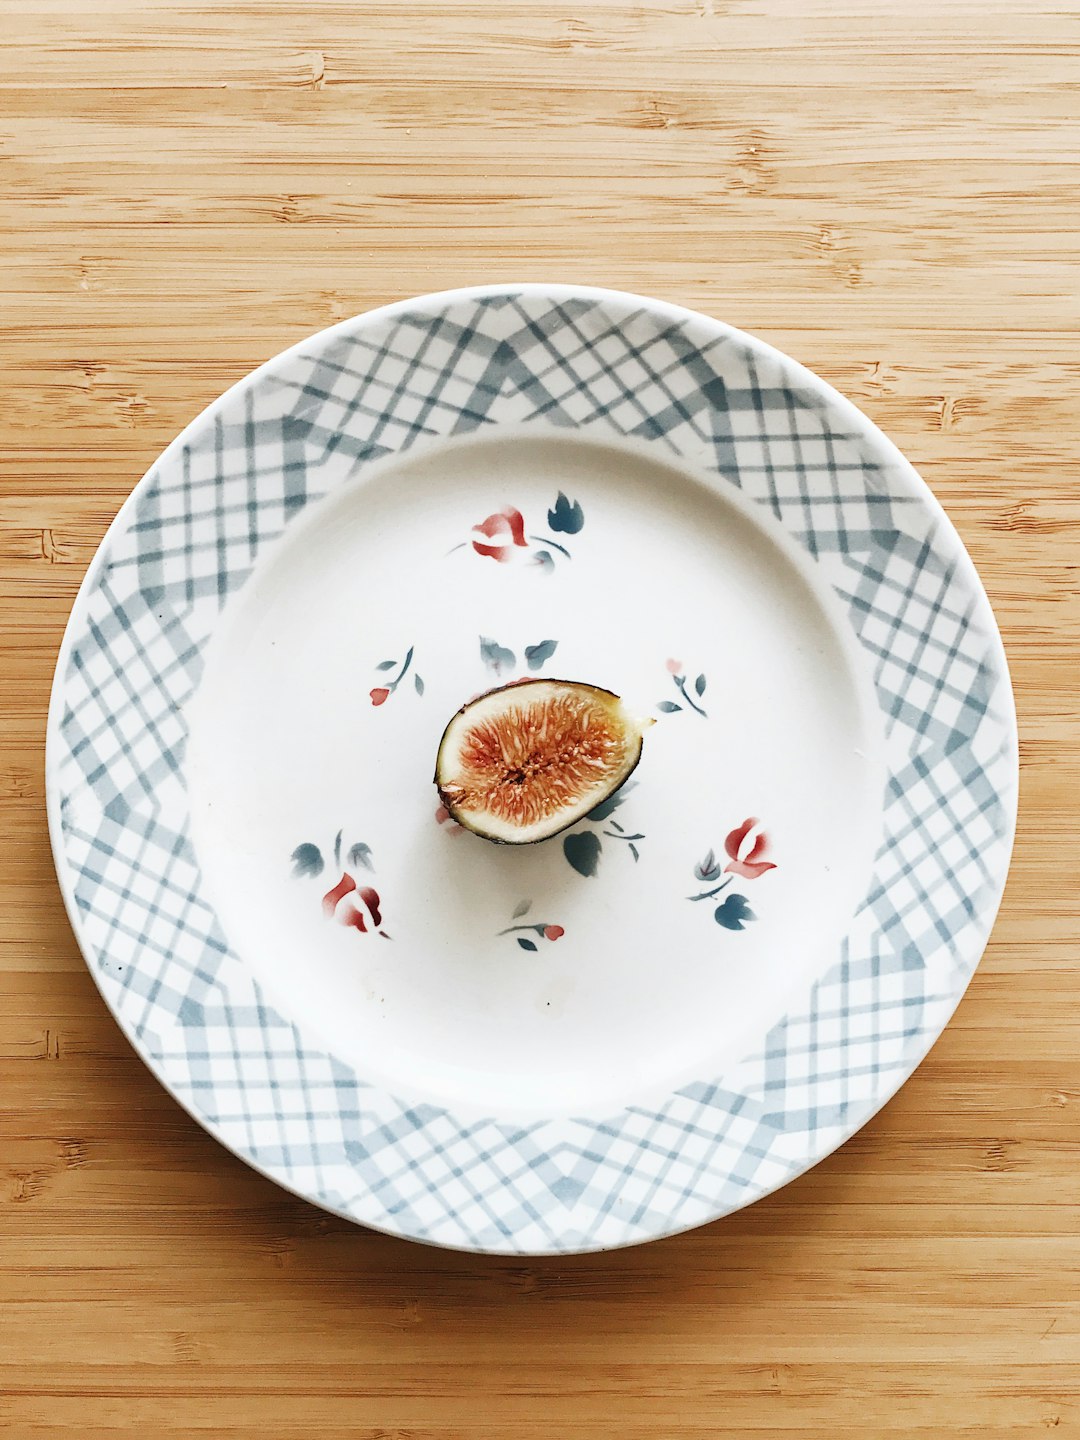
45,283,1019,1252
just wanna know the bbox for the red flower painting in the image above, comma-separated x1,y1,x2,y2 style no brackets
321,872,388,936
456,495,584,571
688,821,777,930
472,507,529,562
723,818,777,879
499,902,566,951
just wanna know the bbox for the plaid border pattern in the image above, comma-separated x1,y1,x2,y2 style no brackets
52,289,1015,1252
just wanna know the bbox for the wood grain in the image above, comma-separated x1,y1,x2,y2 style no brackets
2,1,1078,1435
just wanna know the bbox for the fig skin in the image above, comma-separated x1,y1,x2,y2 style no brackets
434,678,645,846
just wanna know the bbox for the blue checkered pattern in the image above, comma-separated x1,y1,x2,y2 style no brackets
52,287,1016,1252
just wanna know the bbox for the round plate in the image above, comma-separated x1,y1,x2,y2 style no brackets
46,285,1017,1253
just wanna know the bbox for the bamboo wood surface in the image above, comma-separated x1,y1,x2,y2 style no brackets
2,1,1079,1435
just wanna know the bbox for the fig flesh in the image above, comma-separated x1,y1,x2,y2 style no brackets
434,679,646,844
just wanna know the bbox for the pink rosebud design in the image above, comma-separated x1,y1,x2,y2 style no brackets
723,818,776,880
666,658,683,674
324,878,388,936
370,687,390,706
472,507,529,561
544,925,565,941
358,886,382,928
340,903,368,932
321,872,357,917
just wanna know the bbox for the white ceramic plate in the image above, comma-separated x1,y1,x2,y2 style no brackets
47,285,1017,1253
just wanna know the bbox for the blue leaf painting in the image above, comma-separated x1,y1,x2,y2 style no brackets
517,937,538,952
479,635,516,675
695,674,707,697
375,659,397,671
564,830,602,877
533,550,555,573
714,894,756,931
524,639,558,671
695,849,722,882
414,673,425,696
547,492,585,534
347,842,374,871
290,843,324,879
512,899,532,919
657,700,682,713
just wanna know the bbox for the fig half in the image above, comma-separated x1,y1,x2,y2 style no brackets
435,679,647,844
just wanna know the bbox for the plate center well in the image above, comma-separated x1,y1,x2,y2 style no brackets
186,428,882,1118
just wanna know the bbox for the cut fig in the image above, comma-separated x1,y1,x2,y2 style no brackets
435,679,647,845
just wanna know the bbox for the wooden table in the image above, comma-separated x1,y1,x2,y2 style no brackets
3,2,1078,1435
